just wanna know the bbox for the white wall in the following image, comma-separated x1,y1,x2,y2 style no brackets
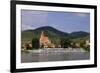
0,0,99,73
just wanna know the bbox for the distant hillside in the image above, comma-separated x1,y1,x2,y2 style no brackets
69,31,89,38
21,26,89,42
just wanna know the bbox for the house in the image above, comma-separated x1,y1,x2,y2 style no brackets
85,40,90,46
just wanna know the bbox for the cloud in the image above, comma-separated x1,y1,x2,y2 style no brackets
21,10,48,30
21,24,34,31
75,13,89,17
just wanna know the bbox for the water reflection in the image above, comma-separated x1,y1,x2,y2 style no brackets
21,48,90,63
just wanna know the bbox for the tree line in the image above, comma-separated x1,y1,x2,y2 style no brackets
23,37,89,51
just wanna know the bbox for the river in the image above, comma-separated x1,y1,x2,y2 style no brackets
21,48,90,63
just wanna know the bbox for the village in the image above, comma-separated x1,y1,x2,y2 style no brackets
21,31,90,51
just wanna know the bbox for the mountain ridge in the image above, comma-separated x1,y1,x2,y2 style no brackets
21,26,89,41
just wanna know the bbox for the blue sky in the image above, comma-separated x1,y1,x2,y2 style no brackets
21,10,90,33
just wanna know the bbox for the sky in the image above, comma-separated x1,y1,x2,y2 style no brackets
21,9,90,33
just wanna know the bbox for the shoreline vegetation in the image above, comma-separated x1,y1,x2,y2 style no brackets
21,26,90,53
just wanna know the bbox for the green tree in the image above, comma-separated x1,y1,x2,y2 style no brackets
32,38,39,49
80,40,85,48
60,38,71,48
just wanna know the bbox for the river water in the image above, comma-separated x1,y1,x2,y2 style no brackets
21,48,90,63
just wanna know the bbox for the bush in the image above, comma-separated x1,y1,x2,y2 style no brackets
80,40,85,48
82,45,90,52
40,44,44,48
25,43,32,50
71,42,77,48
60,38,71,48
80,41,90,51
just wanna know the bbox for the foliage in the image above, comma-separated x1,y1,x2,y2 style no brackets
60,38,71,48
40,44,44,48
80,40,90,52
70,42,78,48
21,26,90,50
24,43,32,50
32,38,39,49
22,26,89,41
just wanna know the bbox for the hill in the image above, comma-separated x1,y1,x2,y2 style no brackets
21,26,89,43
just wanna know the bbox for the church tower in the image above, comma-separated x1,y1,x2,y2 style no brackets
39,31,50,48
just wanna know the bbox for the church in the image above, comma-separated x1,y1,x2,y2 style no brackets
39,31,55,48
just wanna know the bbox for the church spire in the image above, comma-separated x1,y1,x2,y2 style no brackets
40,31,45,37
